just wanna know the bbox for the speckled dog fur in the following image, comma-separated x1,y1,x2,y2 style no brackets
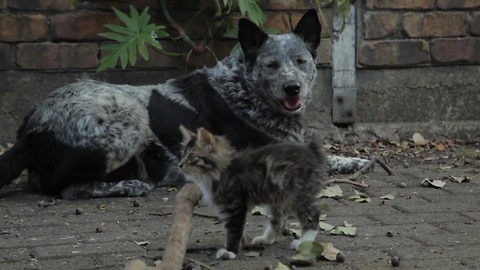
0,9,368,199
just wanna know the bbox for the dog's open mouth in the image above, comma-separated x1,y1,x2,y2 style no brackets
283,98,302,111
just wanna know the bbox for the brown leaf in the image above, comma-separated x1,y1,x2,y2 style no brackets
435,143,446,151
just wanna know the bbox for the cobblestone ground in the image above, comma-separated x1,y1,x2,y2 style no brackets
1,151,480,270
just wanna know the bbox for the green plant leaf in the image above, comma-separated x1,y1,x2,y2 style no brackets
238,0,263,26
98,6,169,72
112,7,134,29
98,32,128,42
103,24,135,35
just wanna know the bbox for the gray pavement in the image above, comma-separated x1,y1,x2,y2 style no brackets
1,161,479,270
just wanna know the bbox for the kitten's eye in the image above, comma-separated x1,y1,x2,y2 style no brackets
187,154,197,162
296,58,306,64
265,61,279,69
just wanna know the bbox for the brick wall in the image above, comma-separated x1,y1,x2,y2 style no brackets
0,0,333,72
359,0,480,67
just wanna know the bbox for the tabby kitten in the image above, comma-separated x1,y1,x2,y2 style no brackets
178,125,326,260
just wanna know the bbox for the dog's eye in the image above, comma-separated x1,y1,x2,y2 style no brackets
265,61,279,69
297,58,307,64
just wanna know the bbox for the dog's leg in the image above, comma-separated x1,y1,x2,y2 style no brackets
327,155,372,175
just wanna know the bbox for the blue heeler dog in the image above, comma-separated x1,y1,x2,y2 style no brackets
0,9,368,199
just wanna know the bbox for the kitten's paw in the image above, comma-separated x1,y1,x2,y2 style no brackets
290,239,302,250
216,248,237,260
252,236,275,245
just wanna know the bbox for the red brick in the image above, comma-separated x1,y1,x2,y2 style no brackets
8,0,51,10
260,0,316,10
471,12,480,36
431,38,480,63
51,0,79,10
291,10,332,38
51,13,122,41
364,12,400,39
17,43,99,70
0,14,48,42
437,0,480,9
358,40,430,67
264,12,290,34
131,40,236,69
94,0,159,10
366,0,435,9
403,12,468,38
0,43,10,70
316,38,332,66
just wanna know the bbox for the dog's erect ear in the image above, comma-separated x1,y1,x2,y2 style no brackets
293,9,322,55
238,18,269,59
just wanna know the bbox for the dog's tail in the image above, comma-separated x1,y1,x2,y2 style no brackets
0,139,30,189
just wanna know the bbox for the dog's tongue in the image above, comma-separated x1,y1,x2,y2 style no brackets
284,98,301,110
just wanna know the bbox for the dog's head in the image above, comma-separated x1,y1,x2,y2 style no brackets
239,9,322,115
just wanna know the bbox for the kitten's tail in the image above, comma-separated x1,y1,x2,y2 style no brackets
0,138,30,189
307,140,326,162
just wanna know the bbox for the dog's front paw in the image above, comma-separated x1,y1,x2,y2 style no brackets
216,248,237,260
252,236,275,245
290,239,302,250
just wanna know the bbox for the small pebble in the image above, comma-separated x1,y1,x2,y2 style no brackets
133,200,140,207
96,223,107,233
398,182,407,188
336,253,346,263
75,208,83,215
391,256,400,267
386,231,393,237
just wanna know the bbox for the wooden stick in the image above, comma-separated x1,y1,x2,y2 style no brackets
324,178,369,188
376,158,394,175
349,157,377,180
158,183,203,270
184,256,215,270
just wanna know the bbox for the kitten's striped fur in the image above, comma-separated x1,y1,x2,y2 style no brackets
179,126,326,259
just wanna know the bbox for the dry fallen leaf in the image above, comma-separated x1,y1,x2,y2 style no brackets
134,241,149,246
347,190,371,203
251,205,269,216
320,242,341,261
244,251,262,257
412,132,428,146
318,185,343,198
380,191,401,200
273,262,290,270
445,176,471,183
319,222,335,232
421,178,446,188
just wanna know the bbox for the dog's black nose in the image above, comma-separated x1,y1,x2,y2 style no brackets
283,81,301,97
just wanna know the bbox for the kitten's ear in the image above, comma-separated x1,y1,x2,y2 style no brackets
179,125,195,143
198,127,215,149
